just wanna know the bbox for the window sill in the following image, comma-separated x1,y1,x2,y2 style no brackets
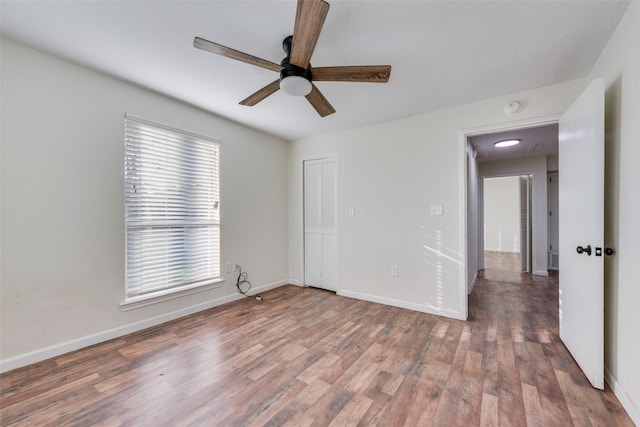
120,278,224,311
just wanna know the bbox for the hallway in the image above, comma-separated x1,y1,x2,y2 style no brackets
470,251,630,425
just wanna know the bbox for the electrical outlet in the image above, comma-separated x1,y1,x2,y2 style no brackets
430,204,443,216
391,265,399,277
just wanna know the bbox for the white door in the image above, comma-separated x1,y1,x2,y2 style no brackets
304,157,337,291
558,78,604,389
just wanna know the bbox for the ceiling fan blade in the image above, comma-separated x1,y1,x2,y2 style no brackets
194,37,282,73
239,80,281,106
312,65,392,83
290,0,329,69
305,84,335,117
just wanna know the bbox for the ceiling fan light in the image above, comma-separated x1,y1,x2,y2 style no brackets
495,139,521,148
280,75,312,96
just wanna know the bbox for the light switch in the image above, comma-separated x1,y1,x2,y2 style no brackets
430,204,443,216
391,265,399,277
348,207,355,216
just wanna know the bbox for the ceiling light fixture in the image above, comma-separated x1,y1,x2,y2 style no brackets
280,75,312,96
495,139,521,148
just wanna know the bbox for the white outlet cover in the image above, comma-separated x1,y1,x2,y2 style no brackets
430,204,443,216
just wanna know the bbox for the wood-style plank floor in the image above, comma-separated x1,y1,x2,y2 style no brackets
0,252,634,426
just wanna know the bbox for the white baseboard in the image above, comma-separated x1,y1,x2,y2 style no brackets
337,290,466,321
533,270,549,276
605,367,640,425
0,279,288,374
245,279,288,296
288,279,304,286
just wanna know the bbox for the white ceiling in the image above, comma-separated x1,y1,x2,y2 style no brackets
0,0,629,141
469,123,559,163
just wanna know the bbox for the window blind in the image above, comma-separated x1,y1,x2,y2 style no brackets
124,114,220,298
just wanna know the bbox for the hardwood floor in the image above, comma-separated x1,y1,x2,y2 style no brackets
0,253,633,426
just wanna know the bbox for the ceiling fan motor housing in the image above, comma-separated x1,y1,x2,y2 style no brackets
279,35,313,96
280,35,312,82
279,62,312,96
280,61,312,82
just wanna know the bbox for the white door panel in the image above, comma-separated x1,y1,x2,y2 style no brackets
304,157,338,291
558,78,604,389
304,162,322,230
322,233,336,288
304,232,322,287
322,161,336,231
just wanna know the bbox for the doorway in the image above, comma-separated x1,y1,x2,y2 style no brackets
482,174,533,274
463,80,604,389
466,122,558,282
303,155,338,291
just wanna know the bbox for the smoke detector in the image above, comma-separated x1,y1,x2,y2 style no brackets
504,101,522,115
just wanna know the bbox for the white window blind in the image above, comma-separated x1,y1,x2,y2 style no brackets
124,114,220,299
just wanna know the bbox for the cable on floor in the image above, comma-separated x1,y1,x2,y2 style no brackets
235,264,263,301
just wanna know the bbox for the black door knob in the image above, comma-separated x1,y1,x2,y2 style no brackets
605,247,616,256
576,245,592,256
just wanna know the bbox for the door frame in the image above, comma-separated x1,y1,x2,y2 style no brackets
479,174,533,272
301,153,340,291
547,172,560,270
459,114,560,313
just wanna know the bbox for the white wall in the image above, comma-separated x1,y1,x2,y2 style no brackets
289,79,584,320
0,39,289,370
587,2,640,421
483,176,521,253
480,157,548,275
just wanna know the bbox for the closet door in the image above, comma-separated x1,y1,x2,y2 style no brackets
304,157,337,291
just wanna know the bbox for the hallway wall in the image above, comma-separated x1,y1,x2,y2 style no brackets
479,157,548,276
483,176,521,253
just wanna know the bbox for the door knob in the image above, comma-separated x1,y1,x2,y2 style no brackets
605,247,616,256
576,245,592,256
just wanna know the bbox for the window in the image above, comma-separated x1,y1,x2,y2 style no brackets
124,114,220,302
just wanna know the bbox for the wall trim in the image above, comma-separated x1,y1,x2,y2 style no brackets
0,279,288,374
337,290,466,321
605,367,640,425
458,128,469,319
119,279,224,311
468,270,478,295
459,114,561,319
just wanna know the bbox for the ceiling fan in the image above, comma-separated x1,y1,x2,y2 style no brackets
193,0,391,117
